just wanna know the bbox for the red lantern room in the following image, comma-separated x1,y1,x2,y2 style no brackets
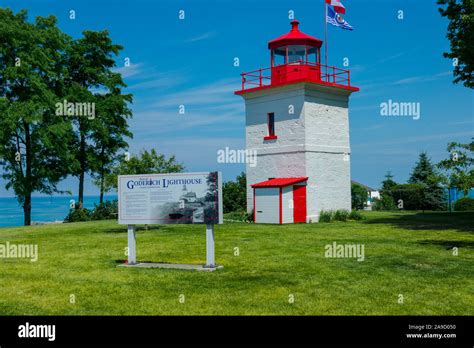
269,20,323,85
235,20,359,94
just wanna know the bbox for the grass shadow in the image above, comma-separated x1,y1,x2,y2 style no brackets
362,212,474,233
114,259,175,264
418,239,474,249
104,225,164,233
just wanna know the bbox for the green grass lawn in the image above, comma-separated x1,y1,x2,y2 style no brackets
0,211,473,315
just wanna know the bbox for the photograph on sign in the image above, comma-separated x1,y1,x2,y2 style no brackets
118,172,223,225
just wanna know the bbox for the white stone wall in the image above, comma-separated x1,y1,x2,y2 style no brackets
240,82,354,222
303,86,352,220
244,85,307,212
305,152,352,221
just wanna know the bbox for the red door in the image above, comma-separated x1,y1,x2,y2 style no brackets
293,185,307,223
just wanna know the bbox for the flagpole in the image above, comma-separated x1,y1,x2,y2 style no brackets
324,2,328,82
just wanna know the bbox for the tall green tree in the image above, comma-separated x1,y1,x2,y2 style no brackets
102,149,184,192
381,171,398,193
223,172,247,213
437,0,474,88
351,183,367,211
374,172,397,210
90,86,133,203
437,139,474,195
64,30,131,207
0,9,73,225
408,152,446,210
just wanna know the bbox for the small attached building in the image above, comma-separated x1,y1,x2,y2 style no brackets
251,177,308,224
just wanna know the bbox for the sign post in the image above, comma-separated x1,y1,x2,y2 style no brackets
127,224,136,265
205,224,215,268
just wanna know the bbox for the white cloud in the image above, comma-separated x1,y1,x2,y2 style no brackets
392,71,452,85
353,131,473,150
113,63,189,91
130,108,243,137
114,63,143,79
378,52,405,64
127,136,245,173
146,78,239,109
185,31,217,43
127,72,187,90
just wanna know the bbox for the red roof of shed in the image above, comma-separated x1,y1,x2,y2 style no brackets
251,177,308,188
268,20,322,49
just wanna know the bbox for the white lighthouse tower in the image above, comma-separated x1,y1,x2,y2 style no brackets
235,20,359,223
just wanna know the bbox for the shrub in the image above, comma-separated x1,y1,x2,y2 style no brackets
64,208,91,223
246,210,254,223
349,210,363,220
319,210,333,223
333,209,350,221
319,210,364,223
391,183,425,210
372,194,397,211
225,210,254,223
90,200,118,220
454,197,474,211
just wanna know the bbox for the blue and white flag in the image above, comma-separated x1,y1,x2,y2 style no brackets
326,5,353,30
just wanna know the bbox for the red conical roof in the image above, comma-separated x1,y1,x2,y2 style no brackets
268,20,323,49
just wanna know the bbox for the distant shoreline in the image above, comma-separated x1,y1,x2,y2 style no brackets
0,194,118,199
0,195,117,228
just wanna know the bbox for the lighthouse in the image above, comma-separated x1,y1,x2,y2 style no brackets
235,20,359,223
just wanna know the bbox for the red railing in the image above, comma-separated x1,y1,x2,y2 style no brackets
240,67,272,90
239,61,352,91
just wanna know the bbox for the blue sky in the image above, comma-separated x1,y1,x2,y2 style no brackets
0,0,472,197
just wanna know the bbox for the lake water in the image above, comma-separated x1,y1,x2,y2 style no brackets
0,195,117,228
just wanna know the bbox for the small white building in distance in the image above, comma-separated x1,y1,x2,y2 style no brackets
235,20,359,223
351,180,381,210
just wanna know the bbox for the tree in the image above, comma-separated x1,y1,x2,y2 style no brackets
408,152,446,211
0,9,73,225
437,139,474,195
453,197,474,211
372,194,397,211
102,149,184,191
391,184,426,210
351,183,367,210
374,172,397,210
64,30,132,207
90,90,133,203
381,171,398,193
223,172,247,213
437,0,474,88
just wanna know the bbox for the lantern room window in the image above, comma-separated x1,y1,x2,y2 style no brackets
288,45,306,64
307,46,319,64
273,48,286,66
271,45,320,66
